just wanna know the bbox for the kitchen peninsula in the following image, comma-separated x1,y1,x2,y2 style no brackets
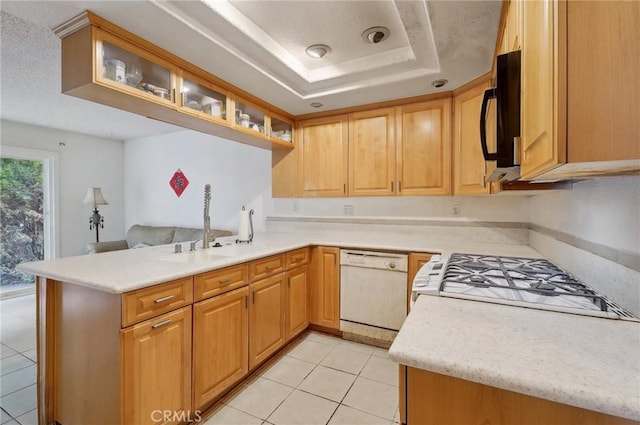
19,229,640,425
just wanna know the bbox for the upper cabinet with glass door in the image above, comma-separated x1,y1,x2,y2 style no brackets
56,11,295,151
270,114,294,146
95,29,176,107
178,70,230,125
233,97,268,137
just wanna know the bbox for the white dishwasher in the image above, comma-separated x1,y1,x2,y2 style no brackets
340,249,408,346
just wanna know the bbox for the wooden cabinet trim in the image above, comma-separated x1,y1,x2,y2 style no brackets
249,254,286,281
194,263,249,302
122,277,193,327
285,248,310,269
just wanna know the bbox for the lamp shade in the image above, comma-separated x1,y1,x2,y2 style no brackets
83,187,109,206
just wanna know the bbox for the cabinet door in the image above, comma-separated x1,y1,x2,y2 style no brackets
453,80,493,195
249,273,286,369
349,108,396,196
121,307,192,425
396,99,452,195
506,0,523,52
286,266,309,341
308,246,340,330
521,0,565,179
94,29,176,107
193,287,248,409
298,115,349,197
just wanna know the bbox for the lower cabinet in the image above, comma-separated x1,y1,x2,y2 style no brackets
286,265,309,340
193,286,249,410
402,366,637,425
309,246,340,329
249,272,286,369
121,306,192,425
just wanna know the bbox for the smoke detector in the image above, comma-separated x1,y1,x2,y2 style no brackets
306,44,331,59
362,27,390,44
431,79,448,88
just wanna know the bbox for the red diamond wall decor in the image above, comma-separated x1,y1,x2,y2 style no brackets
169,169,189,197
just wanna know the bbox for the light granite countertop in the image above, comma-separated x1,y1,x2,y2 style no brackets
19,229,639,420
389,295,640,421
18,230,540,294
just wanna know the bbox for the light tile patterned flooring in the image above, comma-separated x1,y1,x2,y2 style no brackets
0,294,37,425
204,332,400,425
0,295,400,425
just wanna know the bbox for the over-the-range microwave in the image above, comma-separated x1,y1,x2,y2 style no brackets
480,50,521,182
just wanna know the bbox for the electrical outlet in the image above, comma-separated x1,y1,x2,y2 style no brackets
344,205,354,216
292,200,298,212
452,204,460,217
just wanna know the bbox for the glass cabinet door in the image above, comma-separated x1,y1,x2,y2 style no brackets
233,98,267,136
96,31,174,104
180,73,228,122
270,116,294,144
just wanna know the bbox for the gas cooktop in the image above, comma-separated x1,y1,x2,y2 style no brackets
413,253,637,321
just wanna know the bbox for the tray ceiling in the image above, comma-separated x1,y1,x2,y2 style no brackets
0,0,500,140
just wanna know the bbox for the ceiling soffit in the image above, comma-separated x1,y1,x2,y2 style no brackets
151,0,440,100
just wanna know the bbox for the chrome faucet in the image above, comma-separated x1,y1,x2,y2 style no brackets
202,184,214,249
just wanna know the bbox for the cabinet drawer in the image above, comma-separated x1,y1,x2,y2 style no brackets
122,277,193,327
286,248,310,269
249,254,285,281
194,264,249,301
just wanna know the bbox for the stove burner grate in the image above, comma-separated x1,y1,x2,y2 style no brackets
442,253,609,311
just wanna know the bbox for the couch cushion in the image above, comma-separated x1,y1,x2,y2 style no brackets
126,225,175,247
172,228,203,243
172,227,233,243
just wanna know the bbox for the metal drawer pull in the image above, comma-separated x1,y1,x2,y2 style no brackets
219,278,233,284
292,256,303,263
152,319,172,329
154,295,175,303
265,265,277,270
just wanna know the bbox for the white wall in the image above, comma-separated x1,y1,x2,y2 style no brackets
1,120,125,257
529,177,640,254
270,195,530,223
124,130,271,234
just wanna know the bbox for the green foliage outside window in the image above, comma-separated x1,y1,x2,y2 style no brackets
0,157,44,286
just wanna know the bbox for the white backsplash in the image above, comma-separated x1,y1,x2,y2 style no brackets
530,230,640,317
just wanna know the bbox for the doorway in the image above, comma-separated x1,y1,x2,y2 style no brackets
0,146,56,422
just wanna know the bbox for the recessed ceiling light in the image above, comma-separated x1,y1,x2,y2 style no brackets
306,44,331,59
432,79,448,88
362,27,390,44
310,102,323,108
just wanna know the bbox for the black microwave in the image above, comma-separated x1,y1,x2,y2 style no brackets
480,50,521,182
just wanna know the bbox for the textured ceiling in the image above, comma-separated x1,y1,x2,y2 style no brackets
0,0,501,141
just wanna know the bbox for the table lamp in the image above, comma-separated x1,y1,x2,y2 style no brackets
83,187,108,242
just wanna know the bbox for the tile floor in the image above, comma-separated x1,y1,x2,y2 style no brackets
204,332,400,425
0,295,400,425
0,294,38,424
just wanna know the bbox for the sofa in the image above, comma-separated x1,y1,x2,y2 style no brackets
87,224,233,254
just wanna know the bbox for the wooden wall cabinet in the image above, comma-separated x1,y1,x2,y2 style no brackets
349,108,396,196
308,246,341,330
453,78,495,195
192,286,248,410
248,273,286,370
56,12,294,151
520,0,640,180
297,115,349,197
395,98,452,195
